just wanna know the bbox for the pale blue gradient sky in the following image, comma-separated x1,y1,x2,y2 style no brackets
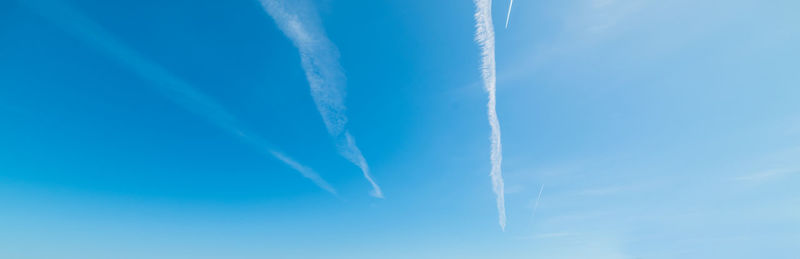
1,0,799,258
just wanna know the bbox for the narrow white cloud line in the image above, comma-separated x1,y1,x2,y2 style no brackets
505,0,514,29
259,0,383,198
21,0,337,195
473,0,506,230
532,184,544,218
268,149,337,194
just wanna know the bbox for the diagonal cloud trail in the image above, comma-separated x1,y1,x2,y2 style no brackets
505,0,514,29
473,0,507,230
532,184,544,218
259,0,383,198
20,0,337,195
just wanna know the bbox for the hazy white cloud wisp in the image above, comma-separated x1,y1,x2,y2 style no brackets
473,0,507,230
259,0,383,198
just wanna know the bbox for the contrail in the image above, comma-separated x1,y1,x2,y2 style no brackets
473,0,506,230
532,184,544,218
20,0,337,195
259,0,383,198
504,0,514,29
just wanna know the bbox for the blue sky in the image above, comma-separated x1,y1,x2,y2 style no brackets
1,0,799,258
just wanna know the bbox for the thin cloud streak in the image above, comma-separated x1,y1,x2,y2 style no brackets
532,184,544,218
473,0,506,230
505,0,514,29
21,0,337,195
733,169,799,182
259,0,383,198
268,149,337,194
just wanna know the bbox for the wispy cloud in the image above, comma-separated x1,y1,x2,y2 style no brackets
473,0,506,230
259,0,382,198
733,169,799,182
268,149,337,194
515,232,575,240
504,0,514,29
20,0,336,195
572,183,646,196
532,184,544,217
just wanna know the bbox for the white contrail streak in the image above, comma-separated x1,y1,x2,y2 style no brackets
473,0,506,230
259,0,383,198
505,0,514,29
20,0,337,195
532,184,544,217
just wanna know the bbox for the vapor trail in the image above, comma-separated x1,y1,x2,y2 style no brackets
473,0,506,230
532,184,544,217
505,0,514,29
20,0,337,195
259,0,383,198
